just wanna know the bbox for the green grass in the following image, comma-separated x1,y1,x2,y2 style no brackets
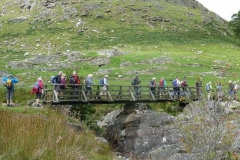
0,108,113,159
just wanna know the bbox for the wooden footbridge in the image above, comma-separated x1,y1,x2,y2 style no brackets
42,85,199,105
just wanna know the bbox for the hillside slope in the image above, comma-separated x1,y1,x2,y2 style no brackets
0,0,239,86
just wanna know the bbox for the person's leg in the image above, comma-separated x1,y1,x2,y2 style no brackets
134,87,138,98
37,92,42,107
6,90,10,106
36,92,39,107
89,87,92,99
177,87,180,97
9,90,14,106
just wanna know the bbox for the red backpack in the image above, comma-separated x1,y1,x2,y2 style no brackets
159,79,164,86
74,75,80,84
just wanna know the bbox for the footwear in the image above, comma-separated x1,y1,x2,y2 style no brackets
10,104,14,107
7,104,10,107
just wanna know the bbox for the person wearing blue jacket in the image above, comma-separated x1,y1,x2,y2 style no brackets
2,74,19,107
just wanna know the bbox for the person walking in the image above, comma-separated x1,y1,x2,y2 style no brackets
216,82,222,101
228,80,234,100
196,77,203,99
85,74,94,99
69,71,81,98
149,77,157,95
131,75,141,99
181,77,188,91
35,77,44,108
52,71,63,96
100,75,109,98
172,76,181,98
206,82,212,100
233,81,239,100
2,74,19,107
59,73,67,99
159,77,166,97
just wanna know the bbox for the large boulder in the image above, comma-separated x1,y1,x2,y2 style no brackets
98,103,185,159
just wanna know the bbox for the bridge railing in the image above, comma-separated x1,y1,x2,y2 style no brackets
42,84,198,103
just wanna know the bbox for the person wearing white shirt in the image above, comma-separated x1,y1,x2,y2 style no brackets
100,75,109,97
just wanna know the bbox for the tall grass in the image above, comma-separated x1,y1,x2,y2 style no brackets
0,109,113,160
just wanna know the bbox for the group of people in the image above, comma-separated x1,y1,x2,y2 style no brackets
131,75,188,99
2,73,240,107
50,71,109,100
132,75,240,101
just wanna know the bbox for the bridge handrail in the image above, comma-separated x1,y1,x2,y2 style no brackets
42,84,198,104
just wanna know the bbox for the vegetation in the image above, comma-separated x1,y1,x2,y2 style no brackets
1,0,240,159
229,11,240,39
0,108,113,159
176,100,240,159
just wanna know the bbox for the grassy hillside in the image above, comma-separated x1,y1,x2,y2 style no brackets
0,0,239,87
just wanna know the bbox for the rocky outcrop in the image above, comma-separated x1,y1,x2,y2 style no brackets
98,103,185,159
98,101,240,159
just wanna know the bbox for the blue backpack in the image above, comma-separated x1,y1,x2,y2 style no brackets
206,84,210,91
99,78,104,86
172,80,177,87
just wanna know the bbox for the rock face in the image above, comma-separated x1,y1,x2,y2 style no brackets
98,103,185,159
98,101,240,159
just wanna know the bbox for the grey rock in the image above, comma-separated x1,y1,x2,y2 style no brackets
101,103,183,159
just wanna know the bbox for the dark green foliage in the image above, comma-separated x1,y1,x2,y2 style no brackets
70,104,96,121
229,11,240,39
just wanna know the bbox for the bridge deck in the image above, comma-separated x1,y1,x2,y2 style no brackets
42,85,199,105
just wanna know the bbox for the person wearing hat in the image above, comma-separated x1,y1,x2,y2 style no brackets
34,77,44,108
206,82,212,100
2,74,19,107
149,77,157,96
85,74,94,99
100,75,109,98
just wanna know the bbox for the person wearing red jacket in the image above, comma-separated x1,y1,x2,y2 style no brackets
35,77,44,108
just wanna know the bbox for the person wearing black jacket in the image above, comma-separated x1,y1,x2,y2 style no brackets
132,75,141,98
52,71,63,95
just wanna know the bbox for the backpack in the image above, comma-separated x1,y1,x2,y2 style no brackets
206,84,210,91
69,75,80,84
181,80,186,87
99,78,104,86
216,85,222,91
148,80,153,86
159,79,164,86
131,78,136,85
60,78,66,89
31,82,39,94
234,84,238,89
51,76,57,84
6,79,13,89
172,80,177,87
